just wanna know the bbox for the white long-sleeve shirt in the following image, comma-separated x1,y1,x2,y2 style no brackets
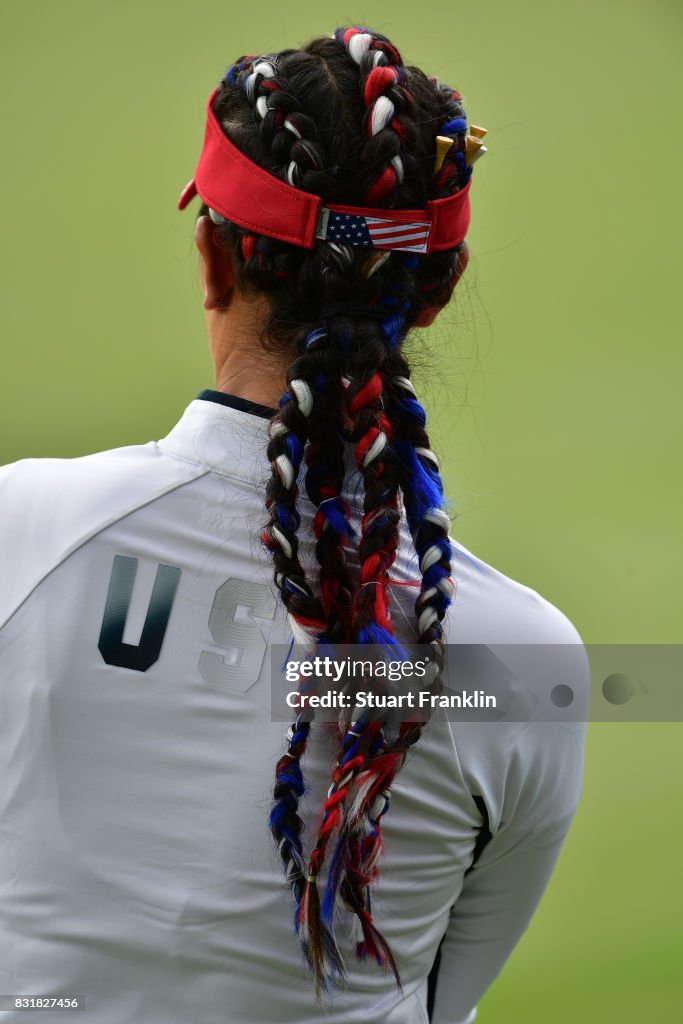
0,391,589,1024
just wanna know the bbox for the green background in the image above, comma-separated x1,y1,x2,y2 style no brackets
1,1,681,1020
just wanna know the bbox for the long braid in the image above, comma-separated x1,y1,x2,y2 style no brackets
300,32,472,985
309,339,456,985
239,55,385,969
298,28,423,984
263,356,326,913
193,30,478,995
377,88,468,714
270,330,370,982
225,54,352,935
298,337,404,987
252,38,416,971
326,304,463,982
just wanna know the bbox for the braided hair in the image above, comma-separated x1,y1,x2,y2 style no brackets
195,27,473,994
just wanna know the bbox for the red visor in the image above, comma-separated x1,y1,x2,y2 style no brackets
178,88,471,254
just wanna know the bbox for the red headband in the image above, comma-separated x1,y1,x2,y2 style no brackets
178,88,471,254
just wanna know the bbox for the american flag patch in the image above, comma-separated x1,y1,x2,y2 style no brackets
317,209,431,253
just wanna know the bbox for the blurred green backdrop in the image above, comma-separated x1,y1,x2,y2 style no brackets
1,1,681,1021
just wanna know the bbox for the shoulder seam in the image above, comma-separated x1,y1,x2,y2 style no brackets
0,470,210,632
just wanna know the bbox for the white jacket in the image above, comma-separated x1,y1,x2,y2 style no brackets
0,391,588,1024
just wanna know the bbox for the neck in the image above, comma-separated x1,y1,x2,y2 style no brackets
213,355,285,408
207,305,290,408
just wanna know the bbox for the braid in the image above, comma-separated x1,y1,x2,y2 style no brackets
263,356,325,912
297,29,426,984
194,28,477,996
297,335,405,987
240,58,329,190
335,26,416,205
302,326,355,643
348,347,401,647
304,336,456,987
389,368,456,640
231,56,349,935
296,30,471,988
236,55,387,963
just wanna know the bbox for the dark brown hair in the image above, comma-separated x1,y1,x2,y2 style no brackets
196,26,470,994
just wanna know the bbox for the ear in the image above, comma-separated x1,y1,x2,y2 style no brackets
194,215,236,311
412,242,470,328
